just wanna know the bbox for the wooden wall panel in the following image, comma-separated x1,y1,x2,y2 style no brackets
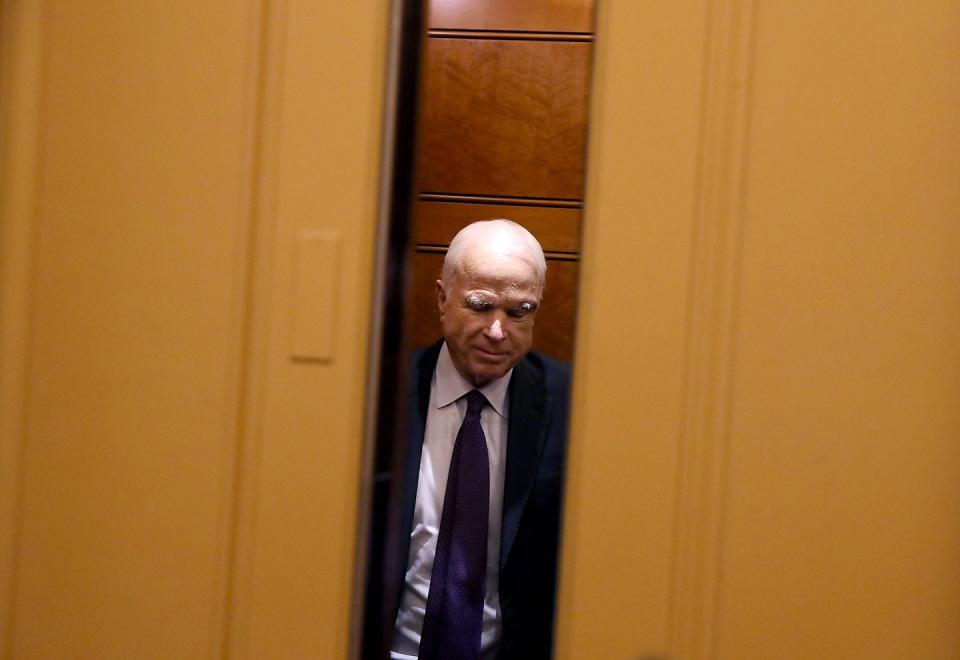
415,198,581,253
532,257,580,362
409,3,594,365
429,0,594,33
409,251,578,361
418,37,592,200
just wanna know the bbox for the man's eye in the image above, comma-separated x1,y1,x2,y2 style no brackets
465,297,492,312
508,302,538,318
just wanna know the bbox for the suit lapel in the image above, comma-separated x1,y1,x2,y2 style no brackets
397,346,549,580
499,355,548,572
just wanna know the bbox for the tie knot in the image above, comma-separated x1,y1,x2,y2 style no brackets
465,390,487,416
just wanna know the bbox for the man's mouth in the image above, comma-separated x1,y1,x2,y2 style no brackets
473,347,507,360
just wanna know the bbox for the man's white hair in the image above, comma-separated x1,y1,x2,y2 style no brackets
442,219,547,292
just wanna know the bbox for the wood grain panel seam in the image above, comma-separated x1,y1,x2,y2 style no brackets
428,29,593,43
416,244,579,262
667,1,758,658
420,193,582,208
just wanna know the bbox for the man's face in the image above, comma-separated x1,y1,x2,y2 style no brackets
437,250,542,387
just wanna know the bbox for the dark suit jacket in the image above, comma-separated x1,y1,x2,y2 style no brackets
394,340,571,659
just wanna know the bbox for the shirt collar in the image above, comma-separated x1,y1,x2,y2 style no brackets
435,342,512,417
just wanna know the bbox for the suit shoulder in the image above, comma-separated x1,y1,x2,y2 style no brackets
525,351,571,392
410,340,443,372
408,340,443,397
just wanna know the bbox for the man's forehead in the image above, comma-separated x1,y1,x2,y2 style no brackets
459,244,538,276
457,258,540,291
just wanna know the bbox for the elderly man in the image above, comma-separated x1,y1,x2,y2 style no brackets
391,219,571,659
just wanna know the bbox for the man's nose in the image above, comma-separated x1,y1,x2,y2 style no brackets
485,317,505,341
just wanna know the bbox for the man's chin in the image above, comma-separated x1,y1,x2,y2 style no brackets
467,361,509,386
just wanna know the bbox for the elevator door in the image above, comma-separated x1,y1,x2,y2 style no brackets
558,1,960,658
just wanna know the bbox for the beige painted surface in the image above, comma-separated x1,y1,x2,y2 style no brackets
560,1,960,659
225,1,387,658
2,2,262,657
555,2,708,658
7,0,957,657
0,1,42,653
0,1,43,653
718,2,960,657
0,1,386,658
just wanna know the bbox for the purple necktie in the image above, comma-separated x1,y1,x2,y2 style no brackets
419,389,490,660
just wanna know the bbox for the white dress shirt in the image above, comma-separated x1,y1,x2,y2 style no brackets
391,342,512,660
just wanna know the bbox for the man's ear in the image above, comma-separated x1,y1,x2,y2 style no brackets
436,279,447,318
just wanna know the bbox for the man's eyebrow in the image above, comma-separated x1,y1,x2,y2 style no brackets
464,293,493,308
